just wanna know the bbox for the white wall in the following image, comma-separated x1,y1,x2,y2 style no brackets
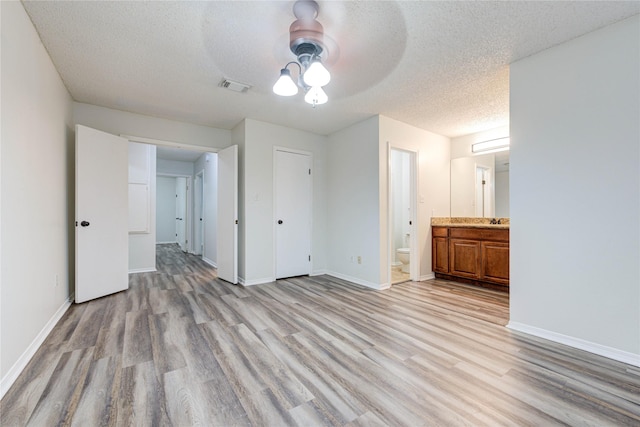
194,153,218,266
156,176,177,243
128,142,157,272
240,119,327,285
379,116,451,283
326,117,381,287
157,159,195,177
325,116,450,289
73,103,231,150
509,15,640,364
1,1,74,391
495,170,510,217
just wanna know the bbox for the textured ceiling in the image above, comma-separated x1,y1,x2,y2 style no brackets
22,1,640,137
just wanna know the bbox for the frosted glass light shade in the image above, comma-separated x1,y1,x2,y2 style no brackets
303,59,330,87
273,69,298,96
304,86,328,105
471,137,510,153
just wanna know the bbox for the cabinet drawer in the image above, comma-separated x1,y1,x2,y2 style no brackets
449,227,509,242
432,226,449,238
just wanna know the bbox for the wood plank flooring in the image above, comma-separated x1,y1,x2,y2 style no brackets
2,243,639,426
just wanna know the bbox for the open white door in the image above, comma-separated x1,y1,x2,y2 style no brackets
175,177,187,251
216,145,238,284
75,125,129,303
194,172,204,256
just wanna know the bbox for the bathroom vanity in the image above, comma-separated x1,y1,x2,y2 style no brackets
431,218,509,291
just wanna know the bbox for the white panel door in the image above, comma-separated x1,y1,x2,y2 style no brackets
175,177,187,251
216,145,238,284
275,150,312,279
75,125,129,303
194,172,204,255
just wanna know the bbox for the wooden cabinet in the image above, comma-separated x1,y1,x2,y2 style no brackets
450,239,481,279
481,241,509,285
432,226,509,291
432,227,449,273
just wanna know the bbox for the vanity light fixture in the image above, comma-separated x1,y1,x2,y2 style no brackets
472,137,510,154
272,0,331,107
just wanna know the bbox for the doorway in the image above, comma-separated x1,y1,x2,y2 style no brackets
274,148,312,279
389,147,417,285
475,165,493,217
156,174,191,252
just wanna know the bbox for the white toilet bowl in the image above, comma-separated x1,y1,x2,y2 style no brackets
396,248,410,273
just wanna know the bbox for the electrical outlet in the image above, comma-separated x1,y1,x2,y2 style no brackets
357,256,362,264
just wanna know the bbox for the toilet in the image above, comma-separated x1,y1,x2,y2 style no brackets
396,247,410,273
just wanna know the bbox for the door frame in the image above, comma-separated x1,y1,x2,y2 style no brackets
387,144,419,286
273,146,313,280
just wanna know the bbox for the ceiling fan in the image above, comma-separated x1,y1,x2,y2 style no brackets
272,0,331,106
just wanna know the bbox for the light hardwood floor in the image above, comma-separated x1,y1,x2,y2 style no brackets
2,244,639,426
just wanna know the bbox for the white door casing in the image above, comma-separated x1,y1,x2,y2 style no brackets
216,145,238,284
275,149,312,279
75,125,129,303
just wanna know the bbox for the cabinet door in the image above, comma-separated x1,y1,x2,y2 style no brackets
481,241,509,285
432,236,449,273
449,239,481,279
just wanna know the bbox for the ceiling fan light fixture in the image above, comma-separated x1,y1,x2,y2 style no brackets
304,86,328,106
273,0,332,106
273,68,299,96
303,57,330,87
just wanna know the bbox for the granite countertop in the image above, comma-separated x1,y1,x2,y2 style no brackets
431,217,510,229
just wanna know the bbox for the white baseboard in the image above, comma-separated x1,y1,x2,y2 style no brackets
325,271,384,290
202,257,217,268
379,282,391,290
239,276,275,287
1,294,74,399
420,273,435,281
310,269,328,276
156,241,177,245
507,321,640,368
128,267,156,274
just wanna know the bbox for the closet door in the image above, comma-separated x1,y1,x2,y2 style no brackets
275,149,312,279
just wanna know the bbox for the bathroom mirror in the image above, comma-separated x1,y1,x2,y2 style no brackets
450,151,509,217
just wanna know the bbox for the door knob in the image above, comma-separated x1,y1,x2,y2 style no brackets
277,220,283,224
81,221,90,227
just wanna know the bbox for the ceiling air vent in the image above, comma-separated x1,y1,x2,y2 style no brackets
219,79,251,93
